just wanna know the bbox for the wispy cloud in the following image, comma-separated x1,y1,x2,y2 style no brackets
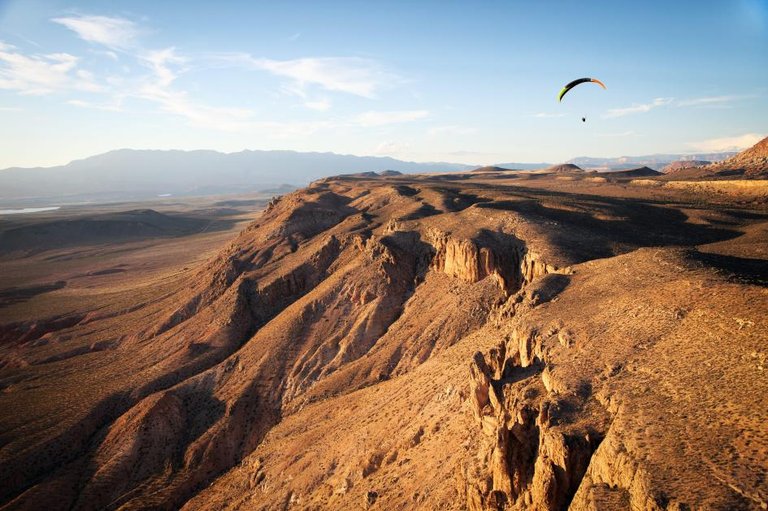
141,88,254,130
374,141,409,155
52,15,140,50
131,47,255,130
303,98,331,111
534,112,565,118
604,94,755,118
50,16,263,131
141,47,185,87
0,41,101,95
67,98,123,111
603,97,673,118
675,95,752,108
687,133,765,152
355,110,428,127
427,125,476,136
5,14,418,137
210,53,398,99
258,57,396,98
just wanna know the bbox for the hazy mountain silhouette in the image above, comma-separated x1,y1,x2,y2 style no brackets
489,162,551,170
1,148,746,207
568,152,736,170
0,149,473,206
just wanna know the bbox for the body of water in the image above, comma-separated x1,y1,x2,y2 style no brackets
0,207,61,215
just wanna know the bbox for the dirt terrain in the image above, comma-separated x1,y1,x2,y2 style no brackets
0,195,266,333
0,159,767,510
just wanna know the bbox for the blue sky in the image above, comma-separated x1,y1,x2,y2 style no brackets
0,0,766,168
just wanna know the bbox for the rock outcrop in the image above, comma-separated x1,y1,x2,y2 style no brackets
662,160,711,173
1,172,766,511
463,320,606,511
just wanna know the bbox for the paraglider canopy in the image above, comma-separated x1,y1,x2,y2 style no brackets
558,78,606,102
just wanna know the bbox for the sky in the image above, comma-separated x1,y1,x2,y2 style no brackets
0,0,766,168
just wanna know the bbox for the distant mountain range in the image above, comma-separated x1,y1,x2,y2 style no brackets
0,148,743,207
487,162,550,170
0,149,473,206
479,152,737,173
566,152,736,171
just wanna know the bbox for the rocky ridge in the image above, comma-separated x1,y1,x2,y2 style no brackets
662,160,711,173
1,172,766,510
683,136,768,178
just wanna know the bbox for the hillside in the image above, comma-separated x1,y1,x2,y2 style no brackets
602,166,663,178
545,163,583,173
471,166,513,173
710,136,768,176
663,137,768,179
0,172,766,510
663,160,711,173
0,209,221,256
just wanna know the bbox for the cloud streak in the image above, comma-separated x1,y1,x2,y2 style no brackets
427,125,476,136
303,99,331,111
212,53,399,99
52,15,140,50
603,97,672,118
52,16,258,131
67,98,123,111
675,95,753,107
0,41,101,95
4,13,420,139
354,110,429,127
604,94,756,118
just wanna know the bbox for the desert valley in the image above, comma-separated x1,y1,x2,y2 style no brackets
1,139,767,510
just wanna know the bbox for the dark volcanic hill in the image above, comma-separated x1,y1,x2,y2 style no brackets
546,163,583,173
0,172,766,510
602,166,663,178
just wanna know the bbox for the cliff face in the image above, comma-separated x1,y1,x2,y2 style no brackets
426,228,561,295
1,174,766,511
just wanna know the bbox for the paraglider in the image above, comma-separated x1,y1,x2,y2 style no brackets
558,78,606,102
558,78,606,123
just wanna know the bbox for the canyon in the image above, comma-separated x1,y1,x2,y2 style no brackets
1,165,767,510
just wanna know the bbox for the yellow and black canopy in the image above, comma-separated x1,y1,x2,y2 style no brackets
558,77,606,102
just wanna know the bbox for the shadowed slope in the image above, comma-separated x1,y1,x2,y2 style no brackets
1,172,766,510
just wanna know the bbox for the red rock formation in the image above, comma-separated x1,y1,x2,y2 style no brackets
1,173,766,511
